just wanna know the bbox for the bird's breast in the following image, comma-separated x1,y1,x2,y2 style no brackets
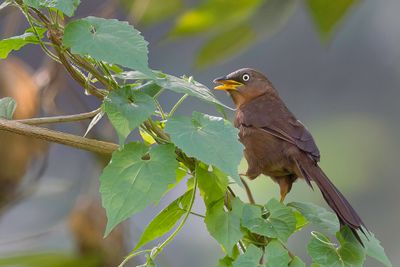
239,126,295,177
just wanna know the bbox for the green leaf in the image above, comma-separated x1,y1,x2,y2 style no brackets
265,240,291,267
156,74,231,109
217,256,234,267
240,203,272,236
0,27,46,59
167,165,188,191
64,17,154,77
233,244,263,267
289,256,306,267
239,199,296,242
308,222,392,267
165,112,243,185
115,70,153,81
288,201,339,234
251,0,297,34
23,0,80,16
308,228,365,267
306,0,358,40
293,210,308,232
205,200,243,256
196,163,229,207
134,189,193,251
196,24,255,68
126,0,183,26
118,72,230,108
100,143,178,236
137,81,163,98
195,0,296,68
337,227,365,267
102,87,155,144
361,233,392,267
308,232,341,266
264,199,296,242
107,63,124,74
0,97,16,119
140,129,156,145
171,0,261,36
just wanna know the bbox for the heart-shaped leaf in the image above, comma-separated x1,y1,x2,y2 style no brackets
165,112,243,185
102,87,155,144
64,17,154,77
23,0,80,16
100,143,178,235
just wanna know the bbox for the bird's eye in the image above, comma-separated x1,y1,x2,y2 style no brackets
242,73,250,82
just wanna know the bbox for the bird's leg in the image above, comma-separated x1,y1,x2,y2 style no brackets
280,189,288,203
239,174,255,204
277,177,292,203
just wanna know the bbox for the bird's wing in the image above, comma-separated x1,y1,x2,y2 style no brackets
236,94,320,162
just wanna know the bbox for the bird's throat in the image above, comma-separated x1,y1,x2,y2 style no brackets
228,90,249,108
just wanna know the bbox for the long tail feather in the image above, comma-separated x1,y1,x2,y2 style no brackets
296,156,367,244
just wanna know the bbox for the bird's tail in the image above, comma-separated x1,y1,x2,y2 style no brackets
295,156,367,244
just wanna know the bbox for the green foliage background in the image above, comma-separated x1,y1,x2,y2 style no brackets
0,0,394,267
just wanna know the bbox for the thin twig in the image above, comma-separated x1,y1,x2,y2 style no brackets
47,7,55,23
118,249,152,267
99,61,118,86
188,211,205,218
154,99,166,120
145,120,170,142
240,175,255,204
21,5,60,63
169,94,188,117
0,118,118,155
54,46,105,98
280,241,295,259
153,88,164,98
153,179,198,258
16,108,101,125
141,125,166,144
70,53,116,90
31,7,51,25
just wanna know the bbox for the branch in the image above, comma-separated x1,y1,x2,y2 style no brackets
15,108,101,125
0,118,118,155
51,40,105,99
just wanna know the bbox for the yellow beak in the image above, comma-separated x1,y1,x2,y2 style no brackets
213,79,243,91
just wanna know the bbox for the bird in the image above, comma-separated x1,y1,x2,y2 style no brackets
213,68,366,243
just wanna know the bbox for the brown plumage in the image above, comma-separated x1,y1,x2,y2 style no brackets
214,68,366,243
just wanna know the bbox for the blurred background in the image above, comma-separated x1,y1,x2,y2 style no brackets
0,0,399,266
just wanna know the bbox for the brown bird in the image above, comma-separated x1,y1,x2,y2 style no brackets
214,68,366,242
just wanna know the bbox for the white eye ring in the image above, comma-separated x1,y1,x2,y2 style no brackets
242,74,250,81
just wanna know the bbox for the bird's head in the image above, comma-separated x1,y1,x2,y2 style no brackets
213,68,276,107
